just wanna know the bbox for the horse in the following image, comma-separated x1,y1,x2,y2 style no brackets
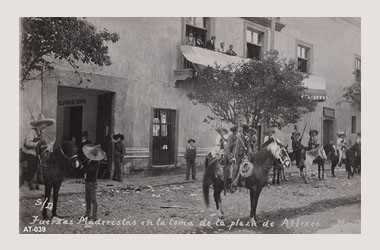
323,142,339,177
302,146,327,183
272,146,291,185
272,160,288,185
344,143,361,179
203,138,291,225
20,142,80,219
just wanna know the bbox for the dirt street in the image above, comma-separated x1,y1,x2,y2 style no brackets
19,165,361,234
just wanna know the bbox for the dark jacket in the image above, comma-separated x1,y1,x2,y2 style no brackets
83,160,100,183
114,141,125,161
78,139,92,161
205,40,215,51
195,40,204,48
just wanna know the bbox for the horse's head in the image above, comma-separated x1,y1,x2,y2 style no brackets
56,142,81,170
266,139,291,168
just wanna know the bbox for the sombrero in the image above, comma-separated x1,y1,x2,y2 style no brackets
112,133,124,141
230,124,249,133
309,130,319,136
245,127,257,134
188,138,196,143
293,131,301,137
268,128,276,133
216,126,229,134
83,144,106,161
337,131,346,137
30,114,55,127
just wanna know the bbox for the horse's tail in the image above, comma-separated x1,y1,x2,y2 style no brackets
203,158,215,207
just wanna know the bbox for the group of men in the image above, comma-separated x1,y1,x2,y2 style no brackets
209,123,362,190
20,113,126,220
186,32,238,56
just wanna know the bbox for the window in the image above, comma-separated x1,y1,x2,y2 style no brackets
246,28,263,60
355,56,361,82
351,116,357,134
297,44,311,73
185,17,208,44
152,109,177,165
183,17,209,69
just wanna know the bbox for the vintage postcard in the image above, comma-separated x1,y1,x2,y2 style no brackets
18,16,361,234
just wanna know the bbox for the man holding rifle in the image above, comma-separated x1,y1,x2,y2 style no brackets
21,113,55,190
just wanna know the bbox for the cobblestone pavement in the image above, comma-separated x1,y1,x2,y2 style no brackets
19,164,360,234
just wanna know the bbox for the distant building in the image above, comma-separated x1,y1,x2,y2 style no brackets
20,17,361,173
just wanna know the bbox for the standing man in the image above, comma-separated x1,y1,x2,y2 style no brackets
82,144,106,221
184,138,197,180
21,114,54,190
112,133,125,182
78,131,92,163
195,36,204,48
337,131,347,167
205,36,216,51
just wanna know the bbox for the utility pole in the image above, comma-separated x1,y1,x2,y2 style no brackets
270,17,276,52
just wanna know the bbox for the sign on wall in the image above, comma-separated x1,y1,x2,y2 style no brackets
323,107,335,118
58,99,86,106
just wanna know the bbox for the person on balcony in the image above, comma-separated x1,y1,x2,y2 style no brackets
217,42,226,53
195,36,205,48
186,31,196,46
205,36,216,51
226,44,237,56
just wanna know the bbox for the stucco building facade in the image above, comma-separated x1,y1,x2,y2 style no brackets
19,17,361,173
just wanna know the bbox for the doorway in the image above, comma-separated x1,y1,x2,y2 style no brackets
96,92,115,177
62,106,83,142
152,109,177,165
323,119,334,146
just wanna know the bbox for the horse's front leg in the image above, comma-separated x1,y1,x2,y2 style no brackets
272,166,276,185
214,182,224,217
322,161,325,180
43,185,52,219
52,182,62,218
249,186,262,226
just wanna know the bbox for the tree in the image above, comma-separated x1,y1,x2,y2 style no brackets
20,17,120,88
338,79,361,110
186,51,317,129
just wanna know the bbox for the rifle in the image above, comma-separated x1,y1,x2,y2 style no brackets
26,108,45,185
300,123,307,142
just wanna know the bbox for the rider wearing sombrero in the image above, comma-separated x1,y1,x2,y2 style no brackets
307,129,320,150
225,124,251,193
21,114,55,190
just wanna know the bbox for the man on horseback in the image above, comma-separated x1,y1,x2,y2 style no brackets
21,114,55,190
291,130,303,168
225,124,251,193
210,126,230,158
308,129,320,150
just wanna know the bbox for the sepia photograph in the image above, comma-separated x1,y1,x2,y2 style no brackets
18,16,362,234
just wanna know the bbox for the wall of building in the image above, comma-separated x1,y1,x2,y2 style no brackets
274,17,361,147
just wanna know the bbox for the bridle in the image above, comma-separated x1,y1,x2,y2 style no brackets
59,147,78,161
